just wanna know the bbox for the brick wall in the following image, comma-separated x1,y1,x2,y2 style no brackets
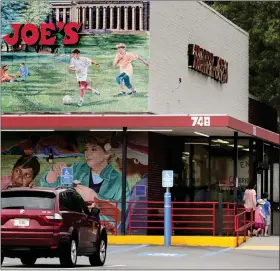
149,1,249,121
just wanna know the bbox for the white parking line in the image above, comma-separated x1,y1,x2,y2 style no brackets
105,265,126,267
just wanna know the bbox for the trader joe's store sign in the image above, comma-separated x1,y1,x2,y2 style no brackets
3,23,82,46
188,44,228,84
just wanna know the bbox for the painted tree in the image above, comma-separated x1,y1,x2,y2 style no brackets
21,0,52,25
1,0,28,35
212,2,280,111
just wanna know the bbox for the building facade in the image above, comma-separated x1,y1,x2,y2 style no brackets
50,0,150,32
149,1,249,121
1,1,279,235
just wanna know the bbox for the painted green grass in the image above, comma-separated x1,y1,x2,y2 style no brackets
1,34,149,113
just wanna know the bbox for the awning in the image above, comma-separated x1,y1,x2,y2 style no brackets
1,114,279,145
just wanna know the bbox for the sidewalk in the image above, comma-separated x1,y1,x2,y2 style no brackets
237,236,279,250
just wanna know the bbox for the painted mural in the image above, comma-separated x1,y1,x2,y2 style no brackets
1,0,150,113
1,132,148,234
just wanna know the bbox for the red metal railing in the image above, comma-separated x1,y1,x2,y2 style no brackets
87,200,254,237
234,209,254,247
172,202,216,236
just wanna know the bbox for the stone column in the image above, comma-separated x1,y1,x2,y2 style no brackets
63,8,66,23
110,7,114,29
77,7,80,23
103,7,107,30
96,7,100,29
124,6,128,30
88,7,92,29
82,7,86,29
56,8,60,22
139,6,143,31
117,7,121,29
132,7,136,31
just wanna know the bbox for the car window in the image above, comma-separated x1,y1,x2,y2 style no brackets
1,191,56,210
59,191,84,213
73,192,90,215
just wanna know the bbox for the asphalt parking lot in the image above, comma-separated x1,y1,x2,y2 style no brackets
2,243,279,270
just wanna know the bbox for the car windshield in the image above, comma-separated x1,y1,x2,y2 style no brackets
1,191,56,210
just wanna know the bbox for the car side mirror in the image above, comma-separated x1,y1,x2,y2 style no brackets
90,207,100,216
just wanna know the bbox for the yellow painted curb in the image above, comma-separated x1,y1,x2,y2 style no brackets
108,236,246,248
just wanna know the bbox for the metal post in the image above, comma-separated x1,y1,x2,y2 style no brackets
233,132,238,213
164,187,171,246
121,127,128,235
217,192,223,236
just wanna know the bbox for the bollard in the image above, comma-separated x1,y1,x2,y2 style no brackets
164,188,171,246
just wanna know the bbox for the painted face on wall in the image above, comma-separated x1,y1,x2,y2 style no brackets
72,53,80,59
85,143,109,169
117,47,125,55
11,166,34,187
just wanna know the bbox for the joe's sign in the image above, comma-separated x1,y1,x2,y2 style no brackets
188,44,228,84
3,23,82,46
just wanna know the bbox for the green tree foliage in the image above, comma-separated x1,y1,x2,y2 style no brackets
1,0,28,35
212,2,280,110
21,0,52,24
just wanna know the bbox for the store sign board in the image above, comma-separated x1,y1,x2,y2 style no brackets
3,23,82,46
188,44,228,84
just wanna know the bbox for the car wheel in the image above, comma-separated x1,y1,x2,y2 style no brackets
59,239,78,267
89,235,107,266
20,256,37,266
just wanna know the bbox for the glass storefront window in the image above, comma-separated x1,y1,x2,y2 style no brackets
210,138,234,202
182,138,210,202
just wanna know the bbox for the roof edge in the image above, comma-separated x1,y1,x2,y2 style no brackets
198,1,249,37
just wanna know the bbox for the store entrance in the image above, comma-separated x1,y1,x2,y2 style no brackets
169,136,251,203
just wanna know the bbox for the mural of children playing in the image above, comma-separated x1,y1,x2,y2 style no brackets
17,63,30,79
69,49,101,107
113,43,149,96
1,65,15,83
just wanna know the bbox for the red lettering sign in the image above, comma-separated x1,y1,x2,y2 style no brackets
188,44,228,84
3,23,82,46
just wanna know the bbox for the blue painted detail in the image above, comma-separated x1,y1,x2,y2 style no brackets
61,167,73,185
135,185,147,197
164,191,172,247
200,248,233,258
109,245,148,255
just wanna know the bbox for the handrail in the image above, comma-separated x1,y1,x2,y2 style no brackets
234,209,254,247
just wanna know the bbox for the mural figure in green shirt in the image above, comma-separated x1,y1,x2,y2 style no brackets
40,136,130,234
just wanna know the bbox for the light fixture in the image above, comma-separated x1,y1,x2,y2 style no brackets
243,148,250,151
228,144,244,148
194,132,209,137
212,139,229,144
1,129,55,132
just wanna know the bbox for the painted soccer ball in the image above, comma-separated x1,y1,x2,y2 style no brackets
62,95,73,105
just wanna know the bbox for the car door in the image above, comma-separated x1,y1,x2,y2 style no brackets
61,191,88,249
71,192,93,249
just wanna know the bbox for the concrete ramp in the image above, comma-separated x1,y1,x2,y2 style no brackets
237,236,279,250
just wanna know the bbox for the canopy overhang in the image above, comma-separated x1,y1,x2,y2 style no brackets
1,114,279,145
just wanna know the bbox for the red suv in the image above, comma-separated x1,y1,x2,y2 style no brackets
1,187,107,267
